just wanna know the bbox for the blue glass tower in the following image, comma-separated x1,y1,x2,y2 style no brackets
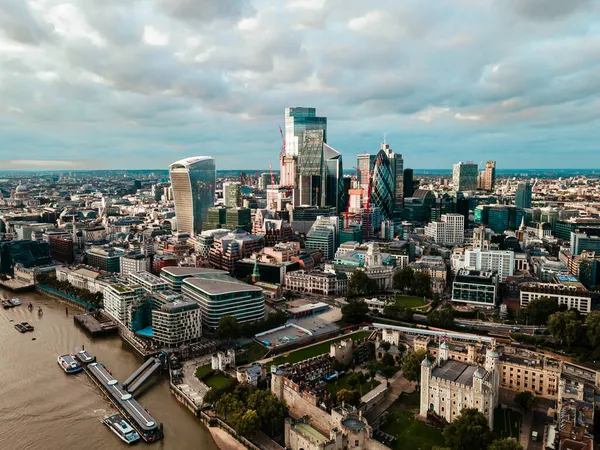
371,150,395,220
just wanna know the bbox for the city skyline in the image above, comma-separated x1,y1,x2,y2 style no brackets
1,0,600,170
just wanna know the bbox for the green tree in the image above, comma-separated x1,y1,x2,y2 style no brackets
336,389,362,407
382,352,396,367
341,299,370,324
379,341,391,351
217,315,241,342
234,409,260,437
443,408,494,450
585,311,600,347
215,392,242,420
514,391,537,413
488,438,523,450
524,296,559,325
402,349,432,384
414,271,433,298
383,304,414,321
548,311,581,347
393,266,415,292
427,304,455,329
246,389,288,437
348,270,377,296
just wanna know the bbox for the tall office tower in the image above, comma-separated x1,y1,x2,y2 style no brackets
305,215,340,260
403,168,414,198
424,213,465,245
515,181,532,209
324,144,344,213
452,161,479,191
169,157,216,236
380,142,404,211
285,107,327,157
482,161,496,191
222,181,242,207
371,149,395,220
357,153,376,191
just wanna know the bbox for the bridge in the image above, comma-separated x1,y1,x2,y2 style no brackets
123,357,162,394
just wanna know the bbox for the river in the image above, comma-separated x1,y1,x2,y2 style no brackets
0,287,218,450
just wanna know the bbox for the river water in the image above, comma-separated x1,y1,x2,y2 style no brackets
0,287,218,450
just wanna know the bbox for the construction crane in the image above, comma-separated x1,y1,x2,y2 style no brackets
269,162,275,186
279,126,286,159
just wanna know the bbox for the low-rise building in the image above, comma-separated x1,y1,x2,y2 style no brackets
410,255,447,294
120,252,151,276
519,282,592,314
103,283,144,326
127,271,168,293
451,269,498,309
285,270,348,296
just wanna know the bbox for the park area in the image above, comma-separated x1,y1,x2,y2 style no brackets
267,331,371,369
381,392,446,450
203,372,231,390
494,407,522,439
236,341,268,365
395,295,428,309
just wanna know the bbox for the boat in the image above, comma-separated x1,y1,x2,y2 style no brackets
57,355,83,374
14,323,27,333
21,322,34,332
9,298,22,306
103,413,141,445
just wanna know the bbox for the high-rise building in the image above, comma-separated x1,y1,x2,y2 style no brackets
463,249,515,282
169,156,216,235
424,213,465,245
515,181,532,209
305,216,340,260
380,142,404,211
324,144,344,213
357,153,375,191
403,168,414,198
452,161,479,192
371,149,395,220
222,181,242,208
482,161,496,191
285,107,327,157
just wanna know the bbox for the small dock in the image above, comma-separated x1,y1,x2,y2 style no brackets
74,312,118,337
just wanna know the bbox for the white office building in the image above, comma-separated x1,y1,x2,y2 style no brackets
425,213,465,245
127,271,168,293
462,249,515,282
151,300,202,347
520,283,592,314
103,284,144,326
120,253,151,277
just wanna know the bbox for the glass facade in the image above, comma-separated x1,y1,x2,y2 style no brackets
371,150,395,220
515,182,532,209
169,157,216,235
284,107,327,157
452,162,479,191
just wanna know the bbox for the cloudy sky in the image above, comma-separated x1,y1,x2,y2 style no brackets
1,0,599,171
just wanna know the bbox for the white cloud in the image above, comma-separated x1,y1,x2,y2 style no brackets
143,25,169,47
347,11,382,31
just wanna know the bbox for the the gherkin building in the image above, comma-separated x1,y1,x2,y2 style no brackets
371,150,395,220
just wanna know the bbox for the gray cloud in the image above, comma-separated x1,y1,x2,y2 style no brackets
157,0,253,23
0,0,54,44
507,0,593,21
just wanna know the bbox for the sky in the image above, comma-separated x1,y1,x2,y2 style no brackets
1,0,600,171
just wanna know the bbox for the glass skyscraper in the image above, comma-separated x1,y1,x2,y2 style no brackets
169,156,216,235
371,149,395,220
284,107,327,157
452,161,479,191
515,181,532,209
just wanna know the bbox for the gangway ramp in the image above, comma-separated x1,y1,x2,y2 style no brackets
123,357,161,394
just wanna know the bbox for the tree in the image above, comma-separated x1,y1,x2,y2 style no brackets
215,392,242,420
382,352,396,367
524,296,559,325
234,409,260,437
383,304,414,321
348,270,377,296
548,311,581,347
393,266,415,292
514,391,537,413
217,315,241,342
246,389,288,437
336,389,361,407
585,311,600,347
379,341,391,351
427,304,455,329
402,349,432,383
489,438,523,450
341,299,370,324
414,271,433,298
346,373,361,389
443,408,494,450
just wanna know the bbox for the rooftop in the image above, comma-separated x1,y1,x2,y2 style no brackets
183,273,262,295
431,360,481,387
161,267,226,277
293,422,328,444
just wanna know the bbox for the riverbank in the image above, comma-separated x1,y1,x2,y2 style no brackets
208,428,247,450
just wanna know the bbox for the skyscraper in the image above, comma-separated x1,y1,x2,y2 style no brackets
169,156,215,235
357,153,376,191
403,168,414,198
371,149,395,220
380,142,404,211
452,161,479,191
222,181,242,208
482,161,496,191
515,181,532,209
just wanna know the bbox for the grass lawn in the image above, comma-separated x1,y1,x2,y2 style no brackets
236,341,268,365
395,295,428,309
493,407,522,439
204,373,231,390
195,364,213,380
268,331,371,369
382,393,445,450
325,375,380,397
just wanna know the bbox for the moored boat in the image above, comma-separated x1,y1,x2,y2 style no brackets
9,298,22,306
57,355,83,374
21,322,34,332
103,413,140,444
14,323,27,333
